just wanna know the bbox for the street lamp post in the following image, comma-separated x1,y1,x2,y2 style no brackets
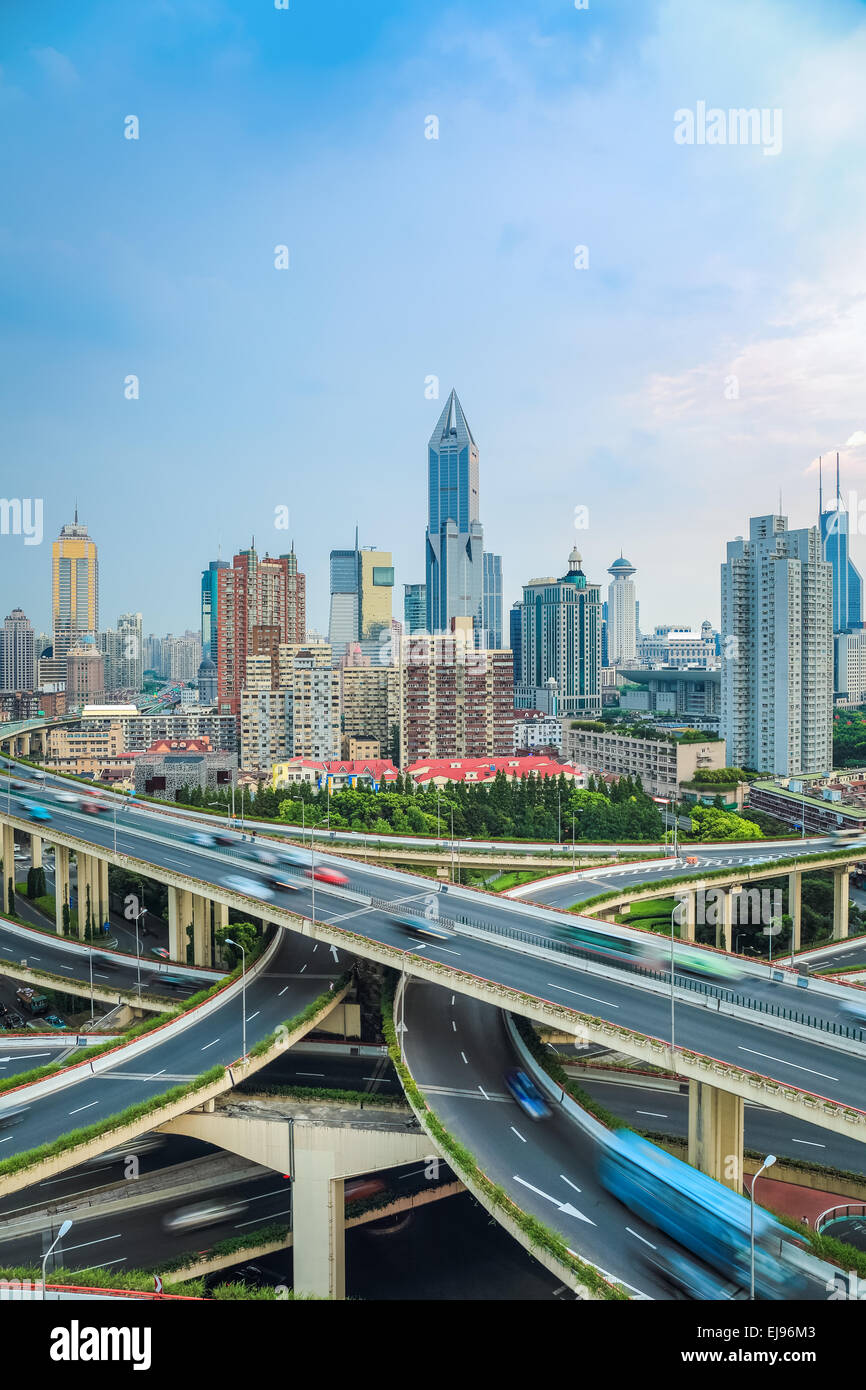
670,903,677,1066
42,1218,73,1299
135,907,146,998
224,937,247,1061
88,946,94,1020
750,1154,777,1300
450,806,455,884
572,811,576,871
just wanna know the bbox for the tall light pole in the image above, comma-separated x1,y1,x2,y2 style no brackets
572,811,576,870
88,945,94,1020
801,790,806,840
669,902,677,1065
750,1154,776,1300
135,907,146,998
225,937,247,1061
42,1218,73,1299
450,806,455,884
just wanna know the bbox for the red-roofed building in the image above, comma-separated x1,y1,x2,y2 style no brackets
272,757,400,792
406,755,586,788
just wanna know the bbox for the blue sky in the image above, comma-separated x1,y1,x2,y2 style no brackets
2,0,866,638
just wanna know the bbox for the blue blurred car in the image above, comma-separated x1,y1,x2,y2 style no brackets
504,1069,551,1120
20,800,51,822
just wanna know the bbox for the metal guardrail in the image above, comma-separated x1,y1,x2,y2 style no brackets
815,1202,866,1233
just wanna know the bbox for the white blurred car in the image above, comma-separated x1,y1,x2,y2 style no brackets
222,874,273,900
163,1199,248,1231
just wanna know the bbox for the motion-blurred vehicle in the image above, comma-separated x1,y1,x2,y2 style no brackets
263,875,299,893
20,800,51,822
79,800,102,815
93,1134,166,1165
150,947,171,960
222,874,273,900
673,945,745,983
831,827,865,841
598,1130,806,1300
251,847,279,866
191,831,218,847
0,1108,27,1130
50,789,79,805
162,1198,248,1232
838,994,866,1022
344,1176,387,1203
643,1245,748,1300
389,910,455,941
504,1069,551,1120
159,975,189,990
305,866,349,887
10,781,29,792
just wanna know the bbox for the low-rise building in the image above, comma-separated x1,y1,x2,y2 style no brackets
561,721,725,798
406,755,585,788
133,737,236,799
272,757,399,792
512,710,562,752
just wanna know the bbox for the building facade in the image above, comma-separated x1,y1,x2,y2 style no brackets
820,454,863,639
341,665,400,756
201,559,229,660
721,513,833,775
516,549,602,717
561,724,725,799
216,543,306,716
636,622,719,668
397,624,513,764
403,583,426,634
52,512,99,659
0,609,35,692
482,552,503,650
606,556,637,665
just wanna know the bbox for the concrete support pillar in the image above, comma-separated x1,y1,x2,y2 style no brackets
30,833,42,869
98,858,109,933
680,889,696,943
716,889,735,953
167,886,182,961
292,1147,346,1300
192,893,211,968
787,870,802,953
688,1079,745,1194
1,821,15,914
54,845,70,935
77,851,92,939
833,868,850,942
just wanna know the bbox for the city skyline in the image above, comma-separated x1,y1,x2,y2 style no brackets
3,0,866,633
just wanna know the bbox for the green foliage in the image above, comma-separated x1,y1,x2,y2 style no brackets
690,766,749,784
834,709,866,768
26,865,47,899
158,1223,290,1272
237,1081,403,1107
687,805,763,841
248,975,351,1058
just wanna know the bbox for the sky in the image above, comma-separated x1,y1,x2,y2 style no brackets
2,0,866,640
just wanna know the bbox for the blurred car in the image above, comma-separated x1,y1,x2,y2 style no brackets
50,789,79,804
191,831,217,847
92,1134,166,1165
305,866,349,887
150,947,171,960
504,1069,551,1120
0,1108,27,1130
251,847,279,866
21,801,51,822
80,800,102,815
222,874,273,900
10,781,29,792
264,875,299,893
839,994,866,1022
644,1245,748,1300
162,1198,248,1232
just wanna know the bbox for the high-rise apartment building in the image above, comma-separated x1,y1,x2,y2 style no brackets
99,612,143,691
163,631,202,685
606,555,637,664
482,552,503,650
329,535,394,658
397,620,513,765
217,543,306,716
65,638,106,707
515,550,602,716
201,559,229,660
0,609,35,692
425,390,484,636
341,665,400,756
360,549,394,641
52,511,99,659
240,643,339,771
721,513,833,775
403,583,426,634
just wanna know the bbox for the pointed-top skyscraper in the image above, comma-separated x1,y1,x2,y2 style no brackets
425,389,484,635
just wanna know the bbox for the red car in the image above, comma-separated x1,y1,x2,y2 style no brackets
305,866,349,887
80,800,101,815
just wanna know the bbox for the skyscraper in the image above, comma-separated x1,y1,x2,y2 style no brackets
606,555,637,664
359,549,394,641
721,513,833,775
482,552,503,649
515,550,602,716
404,583,427,634
509,601,523,685
329,536,360,658
201,559,229,660
52,510,99,659
425,390,484,636
819,454,863,634
0,609,35,692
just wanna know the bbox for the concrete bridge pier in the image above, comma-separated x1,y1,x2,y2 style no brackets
687,1079,744,1194
833,868,850,941
678,888,696,942
167,885,213,966
54,844,71,934
1,821,14,912
192,892,212,967
30,832,42,869
715,887,737,954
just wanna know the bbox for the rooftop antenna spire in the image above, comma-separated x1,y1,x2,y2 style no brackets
74,499,78,525
837,450,841,507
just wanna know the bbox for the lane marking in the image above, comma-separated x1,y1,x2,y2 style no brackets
560,1175,581,1193
452,1021,457,1032
791,1139,826,1148
69,1100,99,1115
626,1227,657,1249
278,987,288,996
478,1085,490,1100
636,1110,669,1119
546,982,619,1008
511,1126,526,1142
737,1047,837,1081
201,1037,222,1050
460,1051,468,1064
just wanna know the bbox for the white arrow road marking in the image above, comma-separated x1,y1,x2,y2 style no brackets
329,946,339,962
513,1175,596,1223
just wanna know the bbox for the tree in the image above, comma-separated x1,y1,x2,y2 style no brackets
7,878,13,915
